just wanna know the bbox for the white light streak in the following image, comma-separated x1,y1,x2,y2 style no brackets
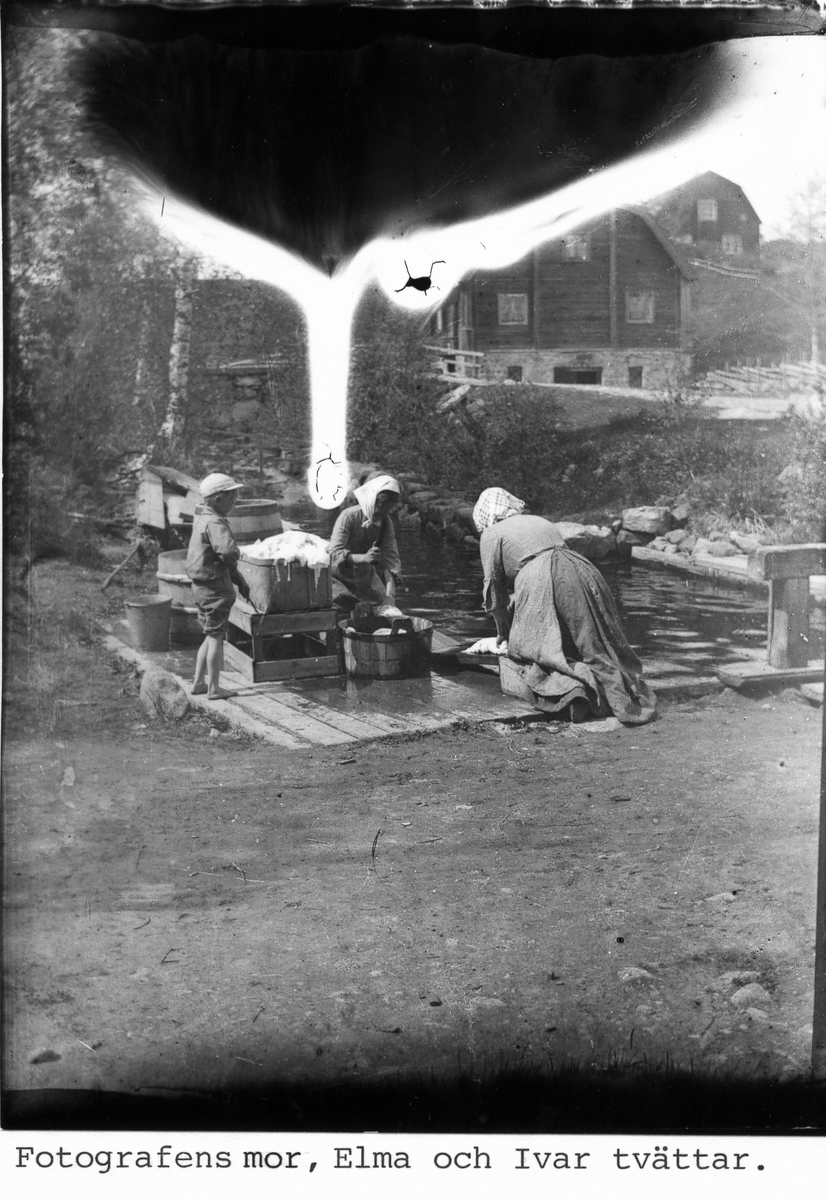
134,37,821,508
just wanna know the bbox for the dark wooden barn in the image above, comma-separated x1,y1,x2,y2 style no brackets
431,207,693,390
646,170,761,262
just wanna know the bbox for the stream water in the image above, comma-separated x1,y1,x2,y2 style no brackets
282,498,824,675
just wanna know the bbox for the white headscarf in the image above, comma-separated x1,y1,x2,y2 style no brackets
354,474,400,524
473,488,526,533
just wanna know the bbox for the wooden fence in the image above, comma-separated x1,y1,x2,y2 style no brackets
699,360,826,395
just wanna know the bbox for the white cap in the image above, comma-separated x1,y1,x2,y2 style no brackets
200,472,243,498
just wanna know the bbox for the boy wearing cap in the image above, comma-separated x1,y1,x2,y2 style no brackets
186,473,249,699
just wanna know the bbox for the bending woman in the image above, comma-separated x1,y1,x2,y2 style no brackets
329,474,403,611
474,488,656,725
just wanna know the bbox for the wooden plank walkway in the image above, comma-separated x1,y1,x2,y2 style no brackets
101,624,543,748
717,660,825,689
105,614,822,746
632,545,826,604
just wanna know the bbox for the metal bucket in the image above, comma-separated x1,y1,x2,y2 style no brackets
125,595,172,652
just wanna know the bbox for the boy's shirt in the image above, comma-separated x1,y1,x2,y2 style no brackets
186,508,241,585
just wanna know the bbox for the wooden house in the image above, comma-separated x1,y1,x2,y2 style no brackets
645,170,761,262
430,207,692,390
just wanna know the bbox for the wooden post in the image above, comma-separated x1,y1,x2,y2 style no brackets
814,673,826,1078
748,544,826,669
609,211,618,350
532,249,540,352
767,578,809,668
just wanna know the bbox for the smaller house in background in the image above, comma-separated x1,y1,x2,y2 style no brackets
645,170,760,263
430,207,692,390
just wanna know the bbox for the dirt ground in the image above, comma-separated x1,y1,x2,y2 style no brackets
3,557,825,1129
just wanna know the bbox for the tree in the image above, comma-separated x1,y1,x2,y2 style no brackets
777,174,826,365
5,26,201,541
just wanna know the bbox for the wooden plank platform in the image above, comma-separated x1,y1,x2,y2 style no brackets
111,614,825,744
100,624,540,748
226,675,407,741
716,660,825,689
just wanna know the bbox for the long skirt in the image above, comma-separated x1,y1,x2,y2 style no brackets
506,547,657,725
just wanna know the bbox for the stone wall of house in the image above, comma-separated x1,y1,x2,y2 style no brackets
480,348,691,391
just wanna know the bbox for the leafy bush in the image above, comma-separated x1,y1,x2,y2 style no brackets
777,405,826,542
420,388,566,508
347,297,445,473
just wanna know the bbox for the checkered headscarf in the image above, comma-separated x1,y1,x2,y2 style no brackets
472,488,526,533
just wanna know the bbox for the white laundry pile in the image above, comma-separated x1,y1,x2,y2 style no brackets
241,530,331,568
465,636,508,656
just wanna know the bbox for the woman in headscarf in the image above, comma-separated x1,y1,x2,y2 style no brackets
328,474,403,611
473,488,656,725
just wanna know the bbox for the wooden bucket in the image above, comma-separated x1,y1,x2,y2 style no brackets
156,549,192,606
340,616,433,679
227,499,283,543
169,604,203,647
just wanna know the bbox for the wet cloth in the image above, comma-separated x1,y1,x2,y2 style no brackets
328,504,403,610
480,515,657,725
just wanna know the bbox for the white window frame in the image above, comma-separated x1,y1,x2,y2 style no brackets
497,293,529,326
721,233,744,256
625,291,655,324
697,197,718,222
561,234,590,262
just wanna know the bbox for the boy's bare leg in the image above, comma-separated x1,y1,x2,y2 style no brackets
191,638,209,694
206,633,236,699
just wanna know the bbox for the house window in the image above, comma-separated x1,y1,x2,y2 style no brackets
554,367,603,385
507,365,523,382
561,235,590,261
625,291,655,324
628,366,644,388
497,293,529,325
721,233,744,256
697,198,718,222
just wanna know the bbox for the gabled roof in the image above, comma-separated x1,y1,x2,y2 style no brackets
648,170,761,224
623,206,695,279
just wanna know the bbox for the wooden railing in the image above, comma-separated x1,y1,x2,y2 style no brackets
425,345,484,381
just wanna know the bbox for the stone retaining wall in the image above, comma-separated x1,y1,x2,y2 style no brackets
367,471,772,573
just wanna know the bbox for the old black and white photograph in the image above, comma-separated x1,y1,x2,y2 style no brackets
3,0,826,1169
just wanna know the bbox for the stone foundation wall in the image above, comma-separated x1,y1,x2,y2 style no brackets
481,349,691,391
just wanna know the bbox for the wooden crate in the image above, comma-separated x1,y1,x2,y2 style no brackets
225,600,341,682
236,554,332,612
